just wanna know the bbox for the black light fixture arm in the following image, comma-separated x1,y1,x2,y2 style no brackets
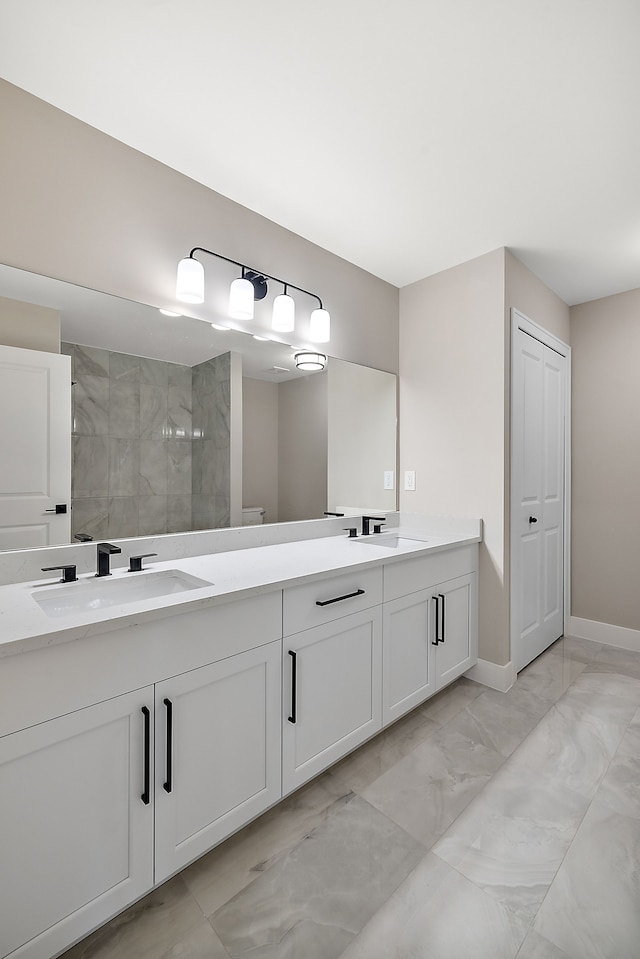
187,246,324,310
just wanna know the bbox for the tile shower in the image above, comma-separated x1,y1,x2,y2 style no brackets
63,344,232,541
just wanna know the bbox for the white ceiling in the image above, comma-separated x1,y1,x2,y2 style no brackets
1,0,639,306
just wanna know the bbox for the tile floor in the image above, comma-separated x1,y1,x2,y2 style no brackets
61,635,640,959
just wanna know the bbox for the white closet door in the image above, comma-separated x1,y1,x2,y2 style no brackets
512,326,566,671
0,344,71,549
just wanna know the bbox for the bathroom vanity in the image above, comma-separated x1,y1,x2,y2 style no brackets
0,517,479,959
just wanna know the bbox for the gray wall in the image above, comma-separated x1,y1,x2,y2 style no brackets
0,79,399,376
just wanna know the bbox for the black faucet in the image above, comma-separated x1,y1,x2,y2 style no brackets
96,542,121,577
361,515,386,536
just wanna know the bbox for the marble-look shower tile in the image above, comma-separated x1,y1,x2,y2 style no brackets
340,852,529,959
433,764,590,922
507,697,624,801
138,495,168,536
167,495,192,533
106,496,138,538
514,648,586,706
210,794,423,959
108,438,140,495
139,356,169,387
360,726,504,848
329,708,440,793
594,715,640,820
140,384,167,439
71,497,108,541
443,685,549,758
533,799,640,959
110,351,139,383
183,773,353,917
167,440,192,495
59,874,206,959
515,928,575,959
168,363,192,389
139,440,168,494
74,344,109,378
109,381,140,438
73,435,109,497
168,385,192,439
73,375,109,435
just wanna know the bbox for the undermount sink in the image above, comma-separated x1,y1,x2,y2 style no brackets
33,569,213,618
356,533,429,548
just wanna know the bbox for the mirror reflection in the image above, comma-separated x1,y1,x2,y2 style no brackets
0,264,397,550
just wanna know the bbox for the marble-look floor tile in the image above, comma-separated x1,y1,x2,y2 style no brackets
360,726,504,847
329,707,440,793
515,928,575,959
591,644,640,680
183,773,354,917
557,672,640,733
340,852,529,959
507,696,625,801
548,635,604,665
156,918,229,958
210,795,423,958
515,648,586,706
594,713,640,820
433,763,590,922
534,799,640,959
443,684,549,758
59,875,206,959
419,676,484,725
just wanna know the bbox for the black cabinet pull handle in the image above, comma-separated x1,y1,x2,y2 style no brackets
163,698,173,793
529,516,538,524
288,650,297,724
432,595,440,645
439,593,446,643
316,588,365,607
141,706,150,805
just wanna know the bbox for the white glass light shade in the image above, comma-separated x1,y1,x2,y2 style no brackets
228,277,254,320
272,292,295,332
294,351,327,372
308,308,330,343
176,257,205,304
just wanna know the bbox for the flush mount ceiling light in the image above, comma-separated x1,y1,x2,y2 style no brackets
294,351,327,372
176,247,330,341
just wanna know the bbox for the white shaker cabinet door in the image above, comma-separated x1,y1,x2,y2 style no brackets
154,640,282,882
434,572,477,690
282,606,383,795
0,688,154,959
382,588,436,724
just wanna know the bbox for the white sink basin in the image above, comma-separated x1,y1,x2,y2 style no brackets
33,569,213,618
356,533,429,549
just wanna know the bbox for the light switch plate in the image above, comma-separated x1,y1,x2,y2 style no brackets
404,470,416,491
383,470,394,490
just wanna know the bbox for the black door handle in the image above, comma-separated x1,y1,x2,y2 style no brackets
432,595,441,645
163,698,173,793
439,593,446,643
141,706,150,805
288,650,297,724
529,516,538,524
45,504,67,514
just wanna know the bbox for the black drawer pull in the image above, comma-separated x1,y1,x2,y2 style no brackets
141,706,150,805
288,650,297,724
163,698,173,793
315,588,365,607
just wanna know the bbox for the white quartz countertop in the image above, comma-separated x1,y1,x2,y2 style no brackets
0,524,481,658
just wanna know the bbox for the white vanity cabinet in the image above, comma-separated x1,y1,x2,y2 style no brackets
154,640,281,880
0,687,154,959
382,545,478,724
282,568,383,794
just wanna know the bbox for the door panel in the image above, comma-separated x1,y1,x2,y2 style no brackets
0,345,71,549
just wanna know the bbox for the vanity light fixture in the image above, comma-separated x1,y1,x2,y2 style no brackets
294,351,327,372
159,308,182,317
210,322,228,331
176,247,330,341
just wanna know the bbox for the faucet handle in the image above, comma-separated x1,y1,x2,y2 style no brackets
343,527,358,538
128,553,158,572
373,523,386,534
42,564,77,584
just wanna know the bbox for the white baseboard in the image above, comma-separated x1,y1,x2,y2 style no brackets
569,617,640,653
465,658,516,692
